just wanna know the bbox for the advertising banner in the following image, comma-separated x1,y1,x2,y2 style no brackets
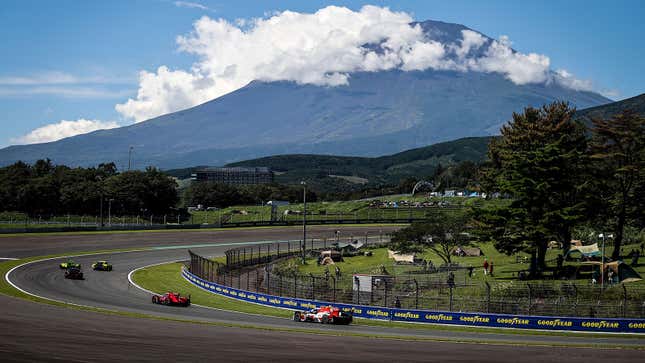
182,268,645,333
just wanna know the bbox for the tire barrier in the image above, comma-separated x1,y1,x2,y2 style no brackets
182,267,645,333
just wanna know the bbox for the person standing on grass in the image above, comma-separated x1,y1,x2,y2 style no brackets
489,261,494,276
483,259,489,275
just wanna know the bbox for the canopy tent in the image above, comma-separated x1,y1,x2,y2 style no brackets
581,261,642,283
335,240,365,251
388,249,415,263
451,246,483,256
565,243,601,260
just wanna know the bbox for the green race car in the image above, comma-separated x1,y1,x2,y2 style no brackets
92,260,113,271
59,260,81,269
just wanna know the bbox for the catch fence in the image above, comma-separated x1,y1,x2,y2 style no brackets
189,248,645,319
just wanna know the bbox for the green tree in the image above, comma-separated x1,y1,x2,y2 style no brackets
479,102,589,268
590,110,645,259
390,213,471,264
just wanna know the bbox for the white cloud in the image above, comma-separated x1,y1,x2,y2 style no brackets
600,89,619,100
451,29,486,59
11,119,120,144
174,1,211,11
553,69,593,92
116,5,597,122
0,86,131,99
470,36,551,85
0,71,134,85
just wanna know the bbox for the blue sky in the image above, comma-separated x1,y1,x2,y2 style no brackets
0,0,643,147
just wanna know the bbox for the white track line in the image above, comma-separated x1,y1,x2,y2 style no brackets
7,248,642,336
0,257,18,260
5,249,148,309
127,261,296,321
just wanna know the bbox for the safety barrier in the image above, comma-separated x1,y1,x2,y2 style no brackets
182,267,645,333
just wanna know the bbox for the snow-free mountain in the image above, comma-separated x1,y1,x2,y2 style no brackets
0,20,611,169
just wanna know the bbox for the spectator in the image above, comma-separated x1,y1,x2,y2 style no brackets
483,259,489,275
489,261,494,276
467,266,474,278
607,269,614,284
395,296,401,309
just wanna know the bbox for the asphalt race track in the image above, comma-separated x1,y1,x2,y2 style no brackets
1,226,643,362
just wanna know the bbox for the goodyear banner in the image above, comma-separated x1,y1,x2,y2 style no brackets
182,268,645,333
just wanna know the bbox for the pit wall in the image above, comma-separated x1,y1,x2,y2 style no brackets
182,268,645,333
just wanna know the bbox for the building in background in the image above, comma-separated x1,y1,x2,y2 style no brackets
192,167,274,185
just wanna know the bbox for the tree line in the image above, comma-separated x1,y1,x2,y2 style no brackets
182,182,318,208
0,160,179,217
392,102,644,271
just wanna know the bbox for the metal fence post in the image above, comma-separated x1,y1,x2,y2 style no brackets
310,274,315,300
355,276,360,305
293,274,297,298
622,284,628,318
255,269,259,292
384,279,388,308
527,283,532,315
485,281,491,313
414,279,419,309
332,276,336,302
449,285,453,312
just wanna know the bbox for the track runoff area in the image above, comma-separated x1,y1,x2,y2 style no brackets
2,226,643,362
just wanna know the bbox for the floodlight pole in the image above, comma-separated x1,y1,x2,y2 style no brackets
108,199,114,226
601,232,605,291
301,181,307,264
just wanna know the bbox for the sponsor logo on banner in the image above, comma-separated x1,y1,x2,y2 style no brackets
182,268,645,333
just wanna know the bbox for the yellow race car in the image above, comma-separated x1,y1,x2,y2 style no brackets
92,260,113,271
59,260,81,269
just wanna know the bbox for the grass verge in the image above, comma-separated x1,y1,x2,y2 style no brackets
133,262,645,341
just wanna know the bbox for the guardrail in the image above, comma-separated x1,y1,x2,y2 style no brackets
182,267,645,333
0,218,413,234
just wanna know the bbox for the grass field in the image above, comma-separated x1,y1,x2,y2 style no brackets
188,196,502,225
0,195,505,229
132,261,644,341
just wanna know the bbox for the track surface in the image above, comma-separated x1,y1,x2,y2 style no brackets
1,227,643,362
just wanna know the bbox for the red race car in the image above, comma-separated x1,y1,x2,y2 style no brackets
293,306,353,325
151,292,191,307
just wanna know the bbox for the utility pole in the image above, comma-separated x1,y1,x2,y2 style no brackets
301,181,307,264
599,232,613,290
108,199,114,226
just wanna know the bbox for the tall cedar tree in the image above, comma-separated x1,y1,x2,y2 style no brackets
480,102,589,268
590,110,645,259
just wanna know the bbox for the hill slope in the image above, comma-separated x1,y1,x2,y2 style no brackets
0,20,611,169
575,93,645,125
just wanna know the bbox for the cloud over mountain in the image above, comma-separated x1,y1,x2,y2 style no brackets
12,119,119,144
116,5,590,122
